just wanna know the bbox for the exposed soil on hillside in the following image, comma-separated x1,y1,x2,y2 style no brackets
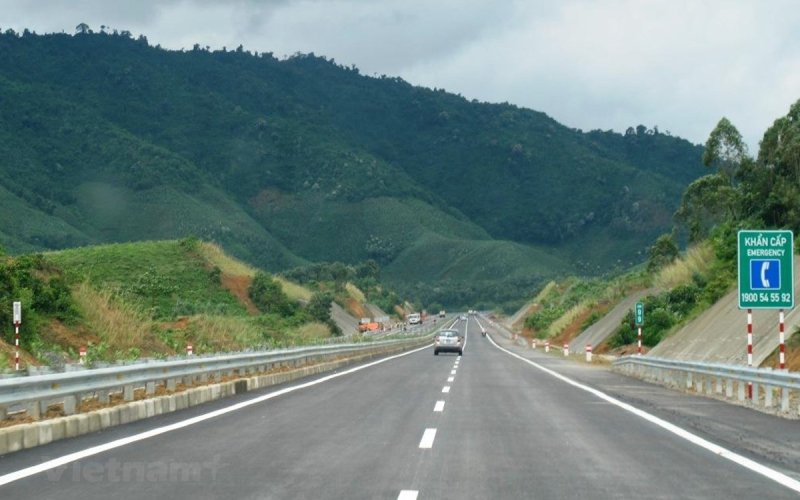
551,308,595,346
220,274,260,315
42,319,100,352
762,334,800,372
161,316,190,330
0,340,37,368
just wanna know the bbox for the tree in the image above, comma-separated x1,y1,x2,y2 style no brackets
249,272,293,315
703,117,748,184
75,23,90,35
742,99,800,231
647,234,679,272
674,174,738,242
307,292,333,322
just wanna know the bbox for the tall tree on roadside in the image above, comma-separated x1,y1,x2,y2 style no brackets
675,117,748,242
741,99,800,231
703,117,749,184
674,174,738,242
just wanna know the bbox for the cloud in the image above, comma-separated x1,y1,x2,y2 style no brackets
1,0,798,151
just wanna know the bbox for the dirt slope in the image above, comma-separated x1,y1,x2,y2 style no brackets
569,289,653,353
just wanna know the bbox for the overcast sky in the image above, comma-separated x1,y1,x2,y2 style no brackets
2,0,798,152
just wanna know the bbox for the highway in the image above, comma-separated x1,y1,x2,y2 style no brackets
1,316,799,499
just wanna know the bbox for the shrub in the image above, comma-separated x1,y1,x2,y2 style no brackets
249,272,294,315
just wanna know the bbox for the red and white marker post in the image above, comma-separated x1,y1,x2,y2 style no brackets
79,346,87,365
637,326,643,356
585,344,593,362
563,343,569,356
14,322,20,371
186,344,193,356
13,301,21,371
747,308,753,399
545,341,550,353
779,309,786,370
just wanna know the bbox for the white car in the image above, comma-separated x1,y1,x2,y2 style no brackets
434,330,463,356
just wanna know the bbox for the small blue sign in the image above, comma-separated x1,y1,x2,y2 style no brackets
750,259,780,290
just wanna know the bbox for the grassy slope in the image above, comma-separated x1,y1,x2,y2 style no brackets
28,240,326,362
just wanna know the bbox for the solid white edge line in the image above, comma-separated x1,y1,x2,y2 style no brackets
487,335,800,494
419,428,437,449
434,401,445,412
442,386,450,393
398,489,419,500
0,342,434,488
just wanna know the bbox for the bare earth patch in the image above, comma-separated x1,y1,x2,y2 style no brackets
220,273,260,315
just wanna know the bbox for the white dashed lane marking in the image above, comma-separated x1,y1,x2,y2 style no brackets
434,401,445,412
442,386,451,393
419,428,437,449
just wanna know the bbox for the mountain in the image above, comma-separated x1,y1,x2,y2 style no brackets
0,29,704,307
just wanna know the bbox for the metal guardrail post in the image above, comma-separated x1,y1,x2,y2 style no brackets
613,355,800,416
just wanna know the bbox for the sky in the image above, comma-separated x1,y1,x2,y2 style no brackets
2,0,798,152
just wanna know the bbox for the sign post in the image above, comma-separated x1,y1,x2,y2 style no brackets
13,301,21,371
738,230,794,395
635,301,644,355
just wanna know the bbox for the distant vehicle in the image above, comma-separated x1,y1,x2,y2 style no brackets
438,310,446,318
407,312,421,325
434,329,463,356
460,315,467,321
358,322,381,333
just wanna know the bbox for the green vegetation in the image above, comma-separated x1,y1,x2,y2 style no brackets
0,29,703,310
49,239,248,319
0,238,381,369
0,251,78,351
524,277,625,338
282,260,400,316
608,282,702,348
528,99,800,352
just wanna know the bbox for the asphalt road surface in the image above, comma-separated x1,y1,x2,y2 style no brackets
1,315,799,499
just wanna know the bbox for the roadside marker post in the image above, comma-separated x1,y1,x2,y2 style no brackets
738,230,794,398
187,344,193,356
79,346,87,365
635,302,644,356
585,344,592,363
563,343,569,357
13,301,21,371
545,341,550,353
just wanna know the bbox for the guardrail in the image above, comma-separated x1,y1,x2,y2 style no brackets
0,335,434,421
614,356,800,415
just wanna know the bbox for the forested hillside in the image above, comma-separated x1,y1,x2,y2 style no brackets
0,28,704,307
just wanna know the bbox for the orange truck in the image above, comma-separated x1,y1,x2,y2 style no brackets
358,318,381,332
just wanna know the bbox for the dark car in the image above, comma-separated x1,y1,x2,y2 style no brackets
434,329,463,356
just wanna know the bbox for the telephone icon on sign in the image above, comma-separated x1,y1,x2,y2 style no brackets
750,259,780,290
